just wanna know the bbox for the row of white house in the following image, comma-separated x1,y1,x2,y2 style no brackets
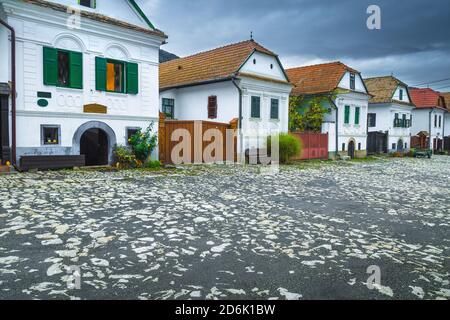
0,0,449,168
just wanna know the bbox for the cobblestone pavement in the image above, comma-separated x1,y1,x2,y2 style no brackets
0,157,449,300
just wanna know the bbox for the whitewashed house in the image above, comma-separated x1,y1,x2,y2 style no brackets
410,88,447,152
364,76,415,154
0,0,166,169
442,93,450,150
286,62,371,159
159,40,292,161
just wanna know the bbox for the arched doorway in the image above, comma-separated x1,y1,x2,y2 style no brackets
397,139,404,152
72,121,117,166
80,128,109,166
348,140,356,159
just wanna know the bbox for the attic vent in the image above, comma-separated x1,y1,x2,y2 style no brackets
178,65,182,70
270,64,273,69
253,59,256,65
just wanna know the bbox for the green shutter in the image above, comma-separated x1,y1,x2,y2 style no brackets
251,97,260,118
355,107,360,125
95,57,107,91
69,51,83,89
344,105,350,124
43,47,58,86
126,62,139,94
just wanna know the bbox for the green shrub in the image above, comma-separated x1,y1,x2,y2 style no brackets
144,160,162,169
113,145,137,169
128,123,158,162
267,133,302,163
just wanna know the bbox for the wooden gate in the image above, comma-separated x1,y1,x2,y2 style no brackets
367,132,388,155
444,137,450,151
290,132,328,160
159,113,238,164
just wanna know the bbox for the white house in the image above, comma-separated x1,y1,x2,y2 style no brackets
0,0,166,168
286,62,371,159
410,88,447,152
364,76,415,153
159,40,292,161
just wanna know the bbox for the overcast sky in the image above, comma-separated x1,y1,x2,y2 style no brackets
139,0,450,91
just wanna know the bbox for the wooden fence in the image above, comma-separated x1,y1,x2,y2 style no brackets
159,113,238,164
290,132,329,160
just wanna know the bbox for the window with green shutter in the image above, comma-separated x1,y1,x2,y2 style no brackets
270,99,279,120
251,96,261,118
95,57,138,94
344,105,350,124
43,47,83,89
355,107,360,125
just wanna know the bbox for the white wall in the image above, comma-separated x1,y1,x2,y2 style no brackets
338,71,367,93
331,92,370,152
160,81,239,123
411,108,446,148
445,113,450,137
239,51,286,82
368,103,414,151
392,85,411,104
44,0,149,29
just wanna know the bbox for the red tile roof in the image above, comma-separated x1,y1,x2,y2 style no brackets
409,88,447,110
286,61,360,96
160,40,286,90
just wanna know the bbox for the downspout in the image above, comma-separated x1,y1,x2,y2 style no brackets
0,18,16,167
231,77,243,162
429,108,433,151
328,96,339,159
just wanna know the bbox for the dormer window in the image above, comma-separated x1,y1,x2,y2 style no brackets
399,89,404,100
350,73,356,90
79,0,96,8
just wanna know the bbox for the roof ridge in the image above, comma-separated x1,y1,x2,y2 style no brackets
286,61,343,71
161,39,271,65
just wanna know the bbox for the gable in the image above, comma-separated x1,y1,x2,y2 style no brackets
392,85,411,103
338,71,367,93
239,51,288,82
38,0,154,30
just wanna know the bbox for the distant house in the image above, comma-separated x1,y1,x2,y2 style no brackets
442,93,450,151
159,40,292,160
409,88,447,151
364,76,415,154
0,0,166,169
286,62,371,159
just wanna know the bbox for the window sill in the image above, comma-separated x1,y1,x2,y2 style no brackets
104,91,128,97
55,86,83,92
42,144,61,147
269,118,280,122
249,117,262,121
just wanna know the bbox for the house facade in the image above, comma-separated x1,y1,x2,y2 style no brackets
0,0,166,167
159,40,292,161
286,62,371,159
364,76,415,154
410,88,447,152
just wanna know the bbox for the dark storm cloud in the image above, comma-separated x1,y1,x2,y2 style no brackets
145,0,450,89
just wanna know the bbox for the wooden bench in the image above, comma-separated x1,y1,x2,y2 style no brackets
414,149,432,159
20,155,86,171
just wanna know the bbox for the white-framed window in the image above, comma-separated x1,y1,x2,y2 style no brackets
41,125,61,146
350,73,356,90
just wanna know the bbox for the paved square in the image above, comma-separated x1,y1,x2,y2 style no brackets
0,157,449,300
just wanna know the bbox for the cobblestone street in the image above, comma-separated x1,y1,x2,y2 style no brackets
0,157,449,300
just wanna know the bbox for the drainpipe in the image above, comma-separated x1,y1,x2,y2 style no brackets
0,18,16,167
231,77,243,162
429,108,433,150
328,96,339,159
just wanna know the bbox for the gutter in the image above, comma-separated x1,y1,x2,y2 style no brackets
0,18,16,168
231,77,243,162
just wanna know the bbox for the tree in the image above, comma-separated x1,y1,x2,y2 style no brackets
289,95,332,132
